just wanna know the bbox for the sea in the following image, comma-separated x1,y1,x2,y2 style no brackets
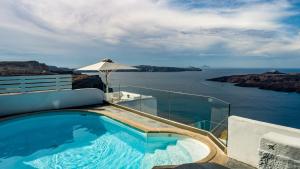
109,68,300,129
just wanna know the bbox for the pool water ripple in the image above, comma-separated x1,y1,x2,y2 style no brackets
0,112,210,169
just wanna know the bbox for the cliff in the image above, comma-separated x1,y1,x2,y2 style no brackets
207,71,300,93
0,61,73,76
0,61,105,91
72,74,107,91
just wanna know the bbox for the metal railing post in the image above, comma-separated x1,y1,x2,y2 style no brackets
139,91,142,112
168,92,171,120
227,103,231,146
118,83,121,101
55,76,60,91
20,77,26,93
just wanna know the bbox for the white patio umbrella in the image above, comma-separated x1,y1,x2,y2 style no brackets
77,59,137,93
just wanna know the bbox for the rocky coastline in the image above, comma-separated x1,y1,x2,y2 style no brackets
207,71,300,93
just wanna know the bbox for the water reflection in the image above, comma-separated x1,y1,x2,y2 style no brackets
0,113,106,159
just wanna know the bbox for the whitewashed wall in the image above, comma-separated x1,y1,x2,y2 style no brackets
0,88,104,116
228,116,300,167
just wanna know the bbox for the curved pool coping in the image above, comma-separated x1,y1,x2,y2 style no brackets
83,110,217,163
80,110,218,163
0,109,218,164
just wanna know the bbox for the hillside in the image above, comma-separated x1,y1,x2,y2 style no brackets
207,71,300,93
0,61,73,76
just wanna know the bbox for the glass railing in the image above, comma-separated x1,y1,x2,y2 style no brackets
108,84,230,145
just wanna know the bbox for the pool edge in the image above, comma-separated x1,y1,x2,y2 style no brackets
0,107,226,166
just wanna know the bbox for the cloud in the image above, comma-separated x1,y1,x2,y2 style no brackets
250,32,300,55
0,0,299,67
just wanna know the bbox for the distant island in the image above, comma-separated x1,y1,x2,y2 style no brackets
0,61,74,76
0,61,201,91
122,65,202,72
207,71,300,93
0,61,202,74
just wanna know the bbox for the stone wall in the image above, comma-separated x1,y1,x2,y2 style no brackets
228,116,300,167
258,132,300,169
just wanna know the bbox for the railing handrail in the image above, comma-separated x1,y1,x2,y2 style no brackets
110,82,230,146
210,119,227,133
111,84,230,105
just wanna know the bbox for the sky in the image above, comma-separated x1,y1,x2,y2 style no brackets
0,0,300,68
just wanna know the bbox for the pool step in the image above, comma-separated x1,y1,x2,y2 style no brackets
165,144,191,163
141,142,192,168
176,138,210,161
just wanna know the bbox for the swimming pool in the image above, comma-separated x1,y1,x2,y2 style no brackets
0,111,210,169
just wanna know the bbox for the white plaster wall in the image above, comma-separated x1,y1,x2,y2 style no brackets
228,116,300,167
0,88,104,116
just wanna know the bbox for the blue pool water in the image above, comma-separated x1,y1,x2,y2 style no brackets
0,111,209,169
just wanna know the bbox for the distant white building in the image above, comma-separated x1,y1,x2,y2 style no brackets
108,91,158,116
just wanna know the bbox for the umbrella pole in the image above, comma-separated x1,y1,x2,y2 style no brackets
105,71,109,93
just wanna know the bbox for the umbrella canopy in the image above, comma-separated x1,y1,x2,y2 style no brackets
77,59,137,94
77,59,136,72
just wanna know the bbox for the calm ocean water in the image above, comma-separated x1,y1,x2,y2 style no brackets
110,69,300,129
